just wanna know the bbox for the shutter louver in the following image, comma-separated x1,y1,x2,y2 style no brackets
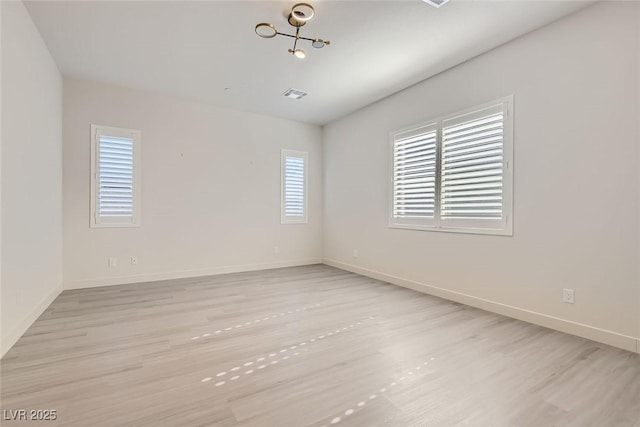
393,126,437,219
441,109,504,220
98,134,134,218
284,155,305,218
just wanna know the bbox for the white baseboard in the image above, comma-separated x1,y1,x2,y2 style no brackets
323,259,640,354
64,258,323,290
1,284,63,359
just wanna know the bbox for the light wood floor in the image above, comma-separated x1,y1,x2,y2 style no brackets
1,265,639,426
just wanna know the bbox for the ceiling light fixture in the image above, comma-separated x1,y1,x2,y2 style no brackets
255,3,330,59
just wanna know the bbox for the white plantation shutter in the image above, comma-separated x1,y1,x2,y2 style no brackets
441,105,505,220
389,96,513,235
284,156,305,216
392,124,437,222
91,125,141,227
98,135,134,217
281,150,308,223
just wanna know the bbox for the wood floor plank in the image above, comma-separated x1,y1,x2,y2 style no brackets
1,265,638,426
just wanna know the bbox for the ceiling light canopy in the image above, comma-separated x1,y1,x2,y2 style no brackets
255,3,330,59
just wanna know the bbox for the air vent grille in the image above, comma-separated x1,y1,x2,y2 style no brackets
423,0,449,8
282,88,309,99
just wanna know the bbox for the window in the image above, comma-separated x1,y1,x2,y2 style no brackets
281,150,308,224
90,125,141,227
390,96,513,235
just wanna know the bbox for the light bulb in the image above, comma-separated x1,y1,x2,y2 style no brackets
294,49,306,59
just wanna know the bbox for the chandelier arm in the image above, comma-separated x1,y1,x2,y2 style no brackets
276,32,297,38
292,27,300,52
275,33,325,44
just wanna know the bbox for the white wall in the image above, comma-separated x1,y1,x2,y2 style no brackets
63,79,323,289
323,2,640,351
1,0,63,357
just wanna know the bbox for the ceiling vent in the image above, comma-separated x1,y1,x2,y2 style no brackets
282,88,308,99
423,0,449,8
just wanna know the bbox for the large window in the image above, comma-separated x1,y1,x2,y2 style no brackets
90,125,141,228
281,149,308,224
390,96,513,235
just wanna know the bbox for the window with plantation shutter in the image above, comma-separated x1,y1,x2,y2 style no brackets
281,150,308,224
441,105,504,221
390,96,513,235
91,125,141,227
392,124,437,224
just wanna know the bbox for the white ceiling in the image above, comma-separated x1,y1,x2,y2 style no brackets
25,0,592,125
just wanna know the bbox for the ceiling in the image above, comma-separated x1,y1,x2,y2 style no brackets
25,1,592,125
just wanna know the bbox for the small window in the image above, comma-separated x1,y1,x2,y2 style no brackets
390,96,513,235
281,150,308,224
90,125,141,228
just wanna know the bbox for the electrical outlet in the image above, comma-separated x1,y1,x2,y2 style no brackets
273,246,279,255
131,256,138,265
108,257,117,268
563,288,575,304
352,249,359,259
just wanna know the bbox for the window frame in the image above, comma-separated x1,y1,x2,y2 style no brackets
281,149,308,224
388,96,513,236
90,124,142,228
